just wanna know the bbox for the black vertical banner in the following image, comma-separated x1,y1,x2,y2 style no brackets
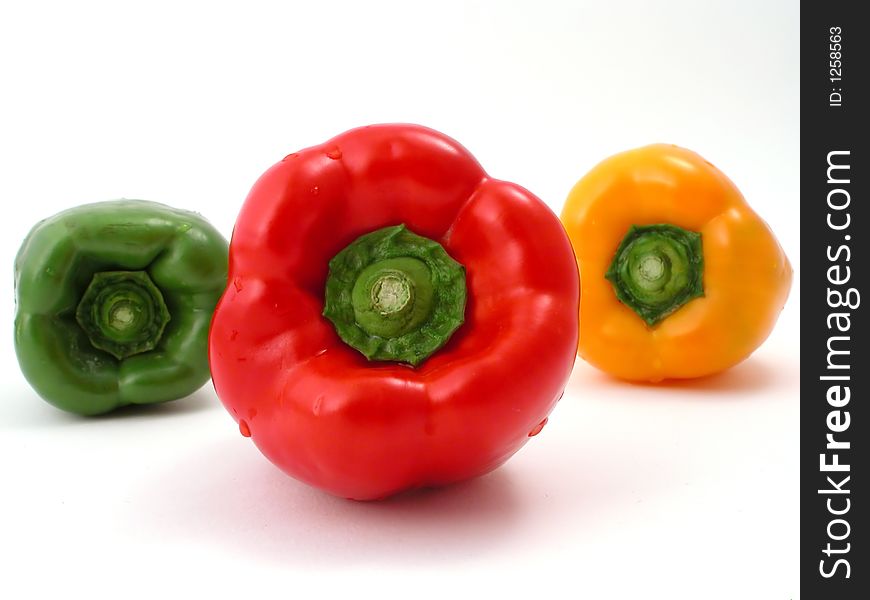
802,2,867,598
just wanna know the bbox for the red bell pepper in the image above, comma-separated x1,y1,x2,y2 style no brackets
209,124,579,500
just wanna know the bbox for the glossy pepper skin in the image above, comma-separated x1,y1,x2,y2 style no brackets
15,200,228,415
209,124,579,500
560,144,792,382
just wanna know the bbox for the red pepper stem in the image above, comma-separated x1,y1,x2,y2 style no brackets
323,225,466,366
352,257,433,338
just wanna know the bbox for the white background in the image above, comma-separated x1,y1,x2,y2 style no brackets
0,1,799,598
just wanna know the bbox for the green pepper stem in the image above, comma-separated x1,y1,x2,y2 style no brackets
323,225,466,366
605,224,704,326
75,271,171,360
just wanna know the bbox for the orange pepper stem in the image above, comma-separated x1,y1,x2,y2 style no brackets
605,224,704,326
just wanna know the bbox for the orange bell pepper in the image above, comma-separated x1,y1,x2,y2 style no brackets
560,144,792,382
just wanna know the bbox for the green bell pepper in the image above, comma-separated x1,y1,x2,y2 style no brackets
14,200,228,416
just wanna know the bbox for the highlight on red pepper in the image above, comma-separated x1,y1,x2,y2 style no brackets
208,124,580,500
14,200,229,415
